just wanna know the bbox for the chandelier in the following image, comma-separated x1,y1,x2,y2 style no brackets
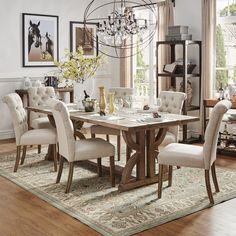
84,0,157,58
97,1,148,45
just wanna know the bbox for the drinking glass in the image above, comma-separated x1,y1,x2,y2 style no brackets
124,95,133,109
114,97,124,114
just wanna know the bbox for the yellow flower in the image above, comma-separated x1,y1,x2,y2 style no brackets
54,47,105,83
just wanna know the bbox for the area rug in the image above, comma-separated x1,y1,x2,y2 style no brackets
0,151,236,236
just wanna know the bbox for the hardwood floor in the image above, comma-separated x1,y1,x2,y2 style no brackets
0,139,236,236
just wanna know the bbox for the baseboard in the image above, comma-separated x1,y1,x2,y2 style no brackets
0,130,15,140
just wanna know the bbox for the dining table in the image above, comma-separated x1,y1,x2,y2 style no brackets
27,106,199,192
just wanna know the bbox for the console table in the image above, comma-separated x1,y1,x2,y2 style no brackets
203,99,236,156
15,87,74,105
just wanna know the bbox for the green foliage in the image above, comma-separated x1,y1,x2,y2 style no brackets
54,47,104,83
220,3,236,16
134,36,148,84
216,24,227,89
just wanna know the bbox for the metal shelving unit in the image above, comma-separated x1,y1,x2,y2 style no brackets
156,40,202,142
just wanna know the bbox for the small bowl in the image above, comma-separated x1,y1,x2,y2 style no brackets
82,99,96,112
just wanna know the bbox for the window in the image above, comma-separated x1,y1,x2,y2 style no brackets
132,7,157,106
216,0,236,95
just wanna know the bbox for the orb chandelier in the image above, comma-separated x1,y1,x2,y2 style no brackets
84,0,158,58
97,1,148,45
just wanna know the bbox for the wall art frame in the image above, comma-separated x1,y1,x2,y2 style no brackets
22,13,59,67
70,21,98,58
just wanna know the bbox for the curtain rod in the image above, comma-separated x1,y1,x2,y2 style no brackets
132,0,175,9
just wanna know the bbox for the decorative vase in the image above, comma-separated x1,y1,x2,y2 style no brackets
74,82,85,109
180,80,193,106
23,77,32,89
108,92,115,114
99,86,106,113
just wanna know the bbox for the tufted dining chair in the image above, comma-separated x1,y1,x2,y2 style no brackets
2,93,58,172
125,91,186,162
157,100,232,204
157,91,187,147
91,87,134,161
28,87,56,153
49,99,115,193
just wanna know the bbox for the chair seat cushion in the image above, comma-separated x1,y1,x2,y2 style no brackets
158,143,204,168
20,128,57,145
90,125,120,136
31,117,52,129
74,138,115,161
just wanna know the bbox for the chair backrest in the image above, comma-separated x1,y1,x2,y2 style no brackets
2,93,28,145
28,87,55,126
158,91,187,141
203,100,231,169
109,87,134,108
49,99,75,162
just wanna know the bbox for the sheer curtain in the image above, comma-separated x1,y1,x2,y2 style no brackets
120,39,131,87
201,0,216,134
202,0,216,99
157,0,174,93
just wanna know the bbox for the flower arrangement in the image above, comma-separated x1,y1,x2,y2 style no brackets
54,47,104,84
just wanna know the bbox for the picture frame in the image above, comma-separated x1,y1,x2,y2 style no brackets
70,21,98,58
22,13,59,67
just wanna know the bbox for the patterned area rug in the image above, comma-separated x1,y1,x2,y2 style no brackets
0,151,236,236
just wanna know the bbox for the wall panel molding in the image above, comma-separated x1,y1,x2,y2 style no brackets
0,130,15,140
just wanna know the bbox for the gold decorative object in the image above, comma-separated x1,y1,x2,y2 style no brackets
99,86,106,113
108,92,115,114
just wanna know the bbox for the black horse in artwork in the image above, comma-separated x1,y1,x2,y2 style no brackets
45,32,53,57
28,20,42,54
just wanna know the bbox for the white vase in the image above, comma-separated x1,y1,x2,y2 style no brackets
73,82,85,109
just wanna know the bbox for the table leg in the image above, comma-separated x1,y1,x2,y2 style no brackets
119,130,145,191
146,128,167,178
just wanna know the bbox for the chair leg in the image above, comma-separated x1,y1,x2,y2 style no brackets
14,146,21,172
56,155,64,183
211,162,220,193
53,144,57,172
20,145,27,165
158,164,164,199
106,135,110,142
65,162,74,194
91,133,95,138
110,156,115,187
205,170,214,205
38,145,41,154
117,135,121,161
97,158,102,177
168,165,173,187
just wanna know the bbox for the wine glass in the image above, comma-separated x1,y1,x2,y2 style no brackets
114,97,124,114
124,95,133,109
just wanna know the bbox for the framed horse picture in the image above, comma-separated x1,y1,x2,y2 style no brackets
70,21,98,58
22,13,59,67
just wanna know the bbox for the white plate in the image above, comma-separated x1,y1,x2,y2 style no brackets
140,118,165,123
136,109,158,113
69,109,82,112
90,114,125,121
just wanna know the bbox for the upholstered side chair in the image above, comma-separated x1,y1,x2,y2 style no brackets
91,87,134,161
50,99,115,193
2,93,58,172
28,87,56,153
157,100,232,205
157,91,187,148
127,91,186,159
